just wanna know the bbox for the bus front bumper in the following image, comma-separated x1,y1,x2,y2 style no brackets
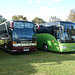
8,46,36,52
59,43,75,52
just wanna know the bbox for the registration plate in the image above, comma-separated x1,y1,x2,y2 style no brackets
23,49,29,51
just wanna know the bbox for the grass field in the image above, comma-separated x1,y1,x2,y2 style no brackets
0,49,75,75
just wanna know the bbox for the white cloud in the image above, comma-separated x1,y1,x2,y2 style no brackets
49,2,53,5
56,10,69,21
52,0,63,2
35,0,40,3
29,0,33,4
37,6,68,21
38,6,56,21
28,0,41,4
48,0,63,5
28,0,63,5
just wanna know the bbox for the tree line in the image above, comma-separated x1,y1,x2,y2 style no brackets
0,9,75,24
0,15,7,24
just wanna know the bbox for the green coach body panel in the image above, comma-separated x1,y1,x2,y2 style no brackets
37,33,75,52
37,33,60,52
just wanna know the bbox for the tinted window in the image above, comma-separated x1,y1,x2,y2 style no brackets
38,28,49,33
0,24,7,34
13,21,36,41
60,22,75,41
14,22,34,28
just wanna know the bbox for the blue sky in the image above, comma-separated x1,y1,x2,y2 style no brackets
0,0,75,22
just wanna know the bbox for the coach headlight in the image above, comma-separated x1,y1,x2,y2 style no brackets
57,39,60,42
12,44,18,46
62,46,67,49
12,42,18,46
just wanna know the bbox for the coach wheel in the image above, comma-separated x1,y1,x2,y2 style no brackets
43,44,48,52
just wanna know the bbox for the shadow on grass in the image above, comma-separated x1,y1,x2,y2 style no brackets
0,49,37,75
0,49,75,75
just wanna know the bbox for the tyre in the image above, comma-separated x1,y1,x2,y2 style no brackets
43,44,48,52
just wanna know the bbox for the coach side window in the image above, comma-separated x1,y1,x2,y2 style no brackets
0,24,7,34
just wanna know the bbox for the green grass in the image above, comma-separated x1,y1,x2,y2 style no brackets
0,49,75,75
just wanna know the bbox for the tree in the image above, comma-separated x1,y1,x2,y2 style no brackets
49,16,61,22
68,9,75,22
32,17,46,24
0,15,7,24
12,15,28,21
